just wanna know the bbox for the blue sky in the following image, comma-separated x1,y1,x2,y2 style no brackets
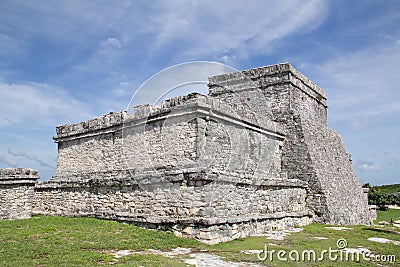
0,0,399,185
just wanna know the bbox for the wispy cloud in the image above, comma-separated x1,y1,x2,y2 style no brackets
128,62,236,109
0,81,93,127
355,161,380,172
303,38,400,131
1,0,331,115
7,149,54,169
347,115,379,131
0,0,329,70
146,0,328,62
0,154,18,168
0,1,130,42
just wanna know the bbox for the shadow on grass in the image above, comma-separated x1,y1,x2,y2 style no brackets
362,227,400,235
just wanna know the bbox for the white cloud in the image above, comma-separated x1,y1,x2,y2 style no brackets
0,0,331,119
302,38,400,130
0,82,93,127
355,161,380,172
7,149,54,169
0,81,89,178
348,115,377,131
147,0,328,61
0,154,18,167
0,1,329,68
127,61,237,110
105,37,122,48
0,1,130,42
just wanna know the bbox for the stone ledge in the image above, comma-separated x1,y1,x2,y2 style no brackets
0,168,40,185
209,62,326,105
54,92,284,141
31,210,312,227
0,180,38,186
37,168,307,189
109,210,312,225
0,168,39,177
55,111,127,139
30,209,312,244
124,99,284,139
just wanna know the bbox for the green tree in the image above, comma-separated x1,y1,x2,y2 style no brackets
369,191,389,210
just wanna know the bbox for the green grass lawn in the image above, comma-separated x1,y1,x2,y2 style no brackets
211,209,400,266
376,208,400,223
0,216,203,266
0,210,399,266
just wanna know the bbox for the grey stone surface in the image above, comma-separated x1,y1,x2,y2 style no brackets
0,168,39,220
212,63,375,225
29,63,375,243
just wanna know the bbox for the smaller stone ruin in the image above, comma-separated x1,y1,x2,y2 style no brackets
0,168,39,220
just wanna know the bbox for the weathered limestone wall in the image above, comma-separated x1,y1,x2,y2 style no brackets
55,112,126,176
34,173,308,218
301,119,375,224
0,168,39,220
33,171,311,244
54,93,284,181
209,63,375,225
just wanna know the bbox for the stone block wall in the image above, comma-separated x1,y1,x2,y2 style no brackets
209,63,375,225
33,170,311,244
54,93,284,181
0,168,39,220
55,112,126,176
301,119,376,224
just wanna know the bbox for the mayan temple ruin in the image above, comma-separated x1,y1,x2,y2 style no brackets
1,63,376,244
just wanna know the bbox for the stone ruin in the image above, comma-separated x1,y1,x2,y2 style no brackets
1,63,376,244
0,168,39,220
